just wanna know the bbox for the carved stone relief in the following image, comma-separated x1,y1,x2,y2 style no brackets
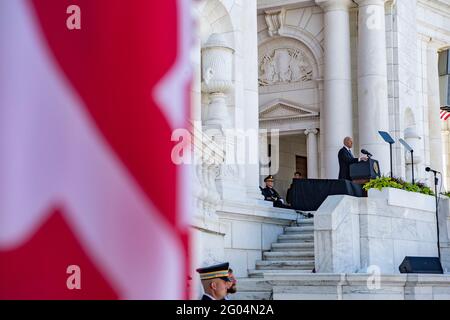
259,47,313,86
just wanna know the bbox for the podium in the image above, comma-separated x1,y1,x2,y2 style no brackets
350,159,381,184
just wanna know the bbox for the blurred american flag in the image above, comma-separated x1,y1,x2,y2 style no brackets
441,106,450,120
0,0,192,299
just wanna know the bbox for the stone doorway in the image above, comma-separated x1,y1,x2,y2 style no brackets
296,155,307,179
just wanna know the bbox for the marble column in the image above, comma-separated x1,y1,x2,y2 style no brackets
305,129,319,179
241,0,263,200
316,0,354,179
355,0,390,175
427,41,444,175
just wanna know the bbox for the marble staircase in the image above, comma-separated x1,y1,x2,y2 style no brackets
249,217,315,276
237,217,315,299
234,215,450,300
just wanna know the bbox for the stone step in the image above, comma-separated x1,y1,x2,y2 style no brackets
255,260,315,270
278,234,314,242
293,218,314,225
285,225,314,233
271,242,314,251
236,278,273,290
231,291,272,300
248,269,313,278
263,251,315,260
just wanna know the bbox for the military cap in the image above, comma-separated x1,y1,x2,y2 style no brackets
264,175,274,182
196,262,231,281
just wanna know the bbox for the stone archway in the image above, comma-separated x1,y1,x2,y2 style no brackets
258,35,321,183
258,36,321,124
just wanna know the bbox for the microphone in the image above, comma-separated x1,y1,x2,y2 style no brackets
425,167,440,174
361,149,373,157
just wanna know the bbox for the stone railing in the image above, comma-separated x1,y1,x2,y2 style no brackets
191,124,224,224
315,188,450,274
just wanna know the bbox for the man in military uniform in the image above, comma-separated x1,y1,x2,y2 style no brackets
196,262,231,300
261,175,290,209
224,268,237,300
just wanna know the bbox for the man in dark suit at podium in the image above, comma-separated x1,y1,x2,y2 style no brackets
338,137,367,180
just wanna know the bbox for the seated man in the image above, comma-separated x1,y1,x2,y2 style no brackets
196,262,231,301
261,175,290,209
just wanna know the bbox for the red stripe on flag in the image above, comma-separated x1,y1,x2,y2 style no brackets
30,0,179,226
0,210,118,299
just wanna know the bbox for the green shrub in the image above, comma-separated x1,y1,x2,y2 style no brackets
441,191,450,198
363,176,434,196
363,176,402,191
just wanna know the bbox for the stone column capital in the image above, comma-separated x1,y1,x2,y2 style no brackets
304,128,319,136
353,0,388,6
315,0,354,11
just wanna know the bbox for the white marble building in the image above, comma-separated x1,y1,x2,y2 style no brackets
190,0,450,299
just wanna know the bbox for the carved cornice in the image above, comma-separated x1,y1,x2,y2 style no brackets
259,98,319,122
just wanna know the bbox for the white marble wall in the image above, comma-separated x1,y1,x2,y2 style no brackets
314,194,362,273
191,225,227,299
315,188,448,274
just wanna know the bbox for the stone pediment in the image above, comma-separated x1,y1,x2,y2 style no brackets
259,99,319,121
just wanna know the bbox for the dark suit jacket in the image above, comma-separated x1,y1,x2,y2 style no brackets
201,294,213,300
338,147,359,180
261,187,281,201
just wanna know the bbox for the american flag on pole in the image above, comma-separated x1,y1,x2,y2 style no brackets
0,0,192,299
440,106,450,120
